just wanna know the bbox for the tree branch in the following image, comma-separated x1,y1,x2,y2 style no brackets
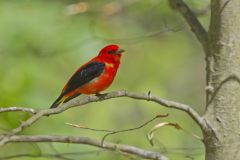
0,150,102,160
0,107,37,114
169,0,208,48
1,135,168,160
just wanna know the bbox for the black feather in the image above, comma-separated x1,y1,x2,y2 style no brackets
50,94,64,108
50,61,105,108
62,61,105,95
63,92,81,103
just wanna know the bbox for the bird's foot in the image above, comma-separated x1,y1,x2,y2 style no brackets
95,93,107,100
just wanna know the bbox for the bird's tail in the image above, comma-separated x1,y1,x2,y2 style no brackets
50,93,81,109
50,94,65,109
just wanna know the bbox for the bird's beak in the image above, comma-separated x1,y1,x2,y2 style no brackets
116,48,125,54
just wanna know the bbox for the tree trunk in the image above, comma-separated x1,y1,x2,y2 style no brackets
203,0,240,159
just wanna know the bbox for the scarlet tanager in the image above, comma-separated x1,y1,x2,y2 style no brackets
50,44,125,108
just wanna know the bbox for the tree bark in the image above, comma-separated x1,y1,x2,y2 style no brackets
203,0,240,159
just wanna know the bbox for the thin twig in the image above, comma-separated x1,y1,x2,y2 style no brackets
67,114,168,145
66,123,114,133
101,114,168,145
90,20,184,43
2,135,168,160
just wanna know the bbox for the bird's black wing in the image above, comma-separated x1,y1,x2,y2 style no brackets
62,61,105,95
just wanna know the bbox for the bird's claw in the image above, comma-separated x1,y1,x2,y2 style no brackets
95,93,107,101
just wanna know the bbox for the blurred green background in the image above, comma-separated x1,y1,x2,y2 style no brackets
0,0,209,159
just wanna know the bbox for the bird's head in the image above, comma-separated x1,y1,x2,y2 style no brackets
98,44,125,62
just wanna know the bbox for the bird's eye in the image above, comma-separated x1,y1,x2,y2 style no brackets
107,50,115,54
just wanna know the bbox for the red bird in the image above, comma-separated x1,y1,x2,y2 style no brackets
50,44,125,108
